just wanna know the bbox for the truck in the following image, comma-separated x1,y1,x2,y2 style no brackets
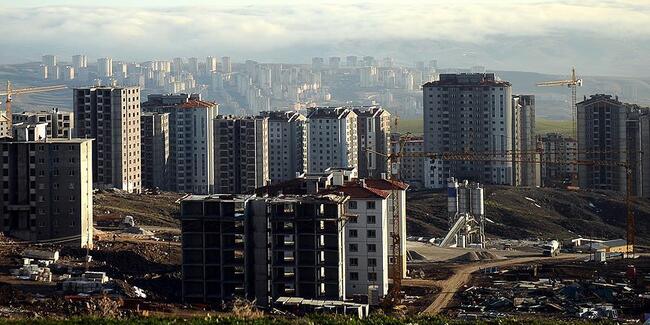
542,240,561,257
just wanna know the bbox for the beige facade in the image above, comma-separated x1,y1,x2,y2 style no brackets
0,138,93,248
74,86,141,193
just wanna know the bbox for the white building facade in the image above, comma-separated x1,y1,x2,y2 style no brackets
306,107,358,173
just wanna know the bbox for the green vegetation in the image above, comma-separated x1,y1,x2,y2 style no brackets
393,118,573,137
535,118,572,136
0,315,617,325
394,118,422,135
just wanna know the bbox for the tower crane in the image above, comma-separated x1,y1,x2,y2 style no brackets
536,68,583,138
0,81,68,130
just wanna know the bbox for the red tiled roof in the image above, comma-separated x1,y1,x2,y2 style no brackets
323,181,390,199
178,99,216,109
362,178,409,191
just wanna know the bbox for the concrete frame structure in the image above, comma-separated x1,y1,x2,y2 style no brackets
73,86,141,193
180,193,348,307
538,133,577,187
390,133,424,189
12,109,74,139
423,73,513,188
0,136,93,248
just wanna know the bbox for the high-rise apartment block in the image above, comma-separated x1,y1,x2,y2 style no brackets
142,93,218,194
0,133,93,248
353,106,390,178
180,193,348,306
259,111,306,184
213,115,269,193
140,112,170,190
42,55,57,68
423,73,513,188
576,94,645,195
12,109,74,138
72,55,87,69
97,58,113,78
512,95,540,187
306,107,358,174
73,86,141,192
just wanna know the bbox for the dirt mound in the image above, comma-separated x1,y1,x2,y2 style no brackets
451,250,505,263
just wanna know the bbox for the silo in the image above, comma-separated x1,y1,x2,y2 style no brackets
470,183,484,216
447,177,458,215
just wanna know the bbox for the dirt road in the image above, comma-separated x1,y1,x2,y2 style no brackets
421,254,582,314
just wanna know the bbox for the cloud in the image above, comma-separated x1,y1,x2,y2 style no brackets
0,0,648,75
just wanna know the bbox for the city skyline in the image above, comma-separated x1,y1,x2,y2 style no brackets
0,1,649,77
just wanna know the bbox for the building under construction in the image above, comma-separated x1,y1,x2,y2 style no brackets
180,193,348,307
440,177,485,248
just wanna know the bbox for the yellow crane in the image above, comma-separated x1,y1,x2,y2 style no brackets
536,68,583,138
0,81,68,130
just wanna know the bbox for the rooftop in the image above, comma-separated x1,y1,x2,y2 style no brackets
423,73,510,87
178,99,217,109
306,107,355,119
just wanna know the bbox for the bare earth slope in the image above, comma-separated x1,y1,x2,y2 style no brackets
406,187,650,245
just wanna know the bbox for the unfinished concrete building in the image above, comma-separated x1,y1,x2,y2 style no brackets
353,106,391,179
12,109,74,138
538,133,577,187
180,193,347,307
390,133,424,189
0,133,93,248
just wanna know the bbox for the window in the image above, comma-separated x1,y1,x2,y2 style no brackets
367,215,376,224
349,229,358,238
349,244,358,252
368,258,377,267
350,272,359,281
367,230,376,238
349,258,358,266
366,201,375,209
348,201,357,209
368,272,377,281
367,244,376,252
349,216,357,223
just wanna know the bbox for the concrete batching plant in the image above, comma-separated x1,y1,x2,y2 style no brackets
439,177,486,248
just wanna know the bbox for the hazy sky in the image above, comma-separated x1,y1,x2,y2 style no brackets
1,0,649,76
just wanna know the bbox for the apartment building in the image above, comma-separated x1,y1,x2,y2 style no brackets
330,180,389,300
0,115,9,138
576,94,644,194
12,109,74,138
390,133,424,189
306,107,358,174
512,95,540,187
353,106,391,179
180,193,348,307
73,86,141,193
259,111,306,184
423,73,513,188
0,131,93,248
538,133,577,187
140,112,170,190
213,115,269,194
638,112,650,198
142,93,218,194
